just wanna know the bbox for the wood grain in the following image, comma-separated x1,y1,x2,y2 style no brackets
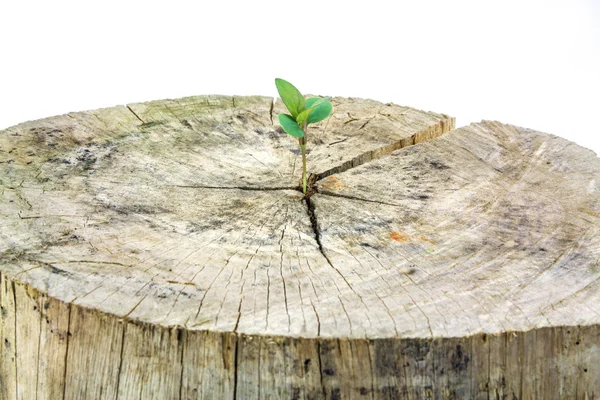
1,95,598,399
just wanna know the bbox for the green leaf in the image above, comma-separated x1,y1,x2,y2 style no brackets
295,109,311,127
296,97,332,126
305,97,333,125
305,96,331,109
278,113,305,138
275,78,305,118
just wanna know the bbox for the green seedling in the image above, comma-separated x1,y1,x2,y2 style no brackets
275,78,333,195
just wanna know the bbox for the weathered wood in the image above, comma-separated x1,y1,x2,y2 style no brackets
1,95,598,399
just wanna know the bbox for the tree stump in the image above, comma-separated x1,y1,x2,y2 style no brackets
1,94,598,399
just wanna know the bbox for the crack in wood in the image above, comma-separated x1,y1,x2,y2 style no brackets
304,197,326,262
314,119,454,182
170,185,298,192
126,105,145,124
178,328,185,400
233,334,240,400
304,196,362,306
12,280,19,400
114,321,127,398
358,116,376,130
233,244,261,334
278,222,291,332
309,298,320,337
327,137,348,146
61,303,72,400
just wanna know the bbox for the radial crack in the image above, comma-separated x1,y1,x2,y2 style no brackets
315,118,455,182
170,185,297,192
304,197,327,261
304,197,356,293
126,105,145,124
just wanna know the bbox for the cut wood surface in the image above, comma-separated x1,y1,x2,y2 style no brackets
1,95,599,399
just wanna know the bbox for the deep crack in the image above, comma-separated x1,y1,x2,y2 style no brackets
114,321,127,397
314,119,454,182
304,196,340,277
170,185,297,192
233,334,240,400
126,105,145,124
305,197,325,256
304,195,364,298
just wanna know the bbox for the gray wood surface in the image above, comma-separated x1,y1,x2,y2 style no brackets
1,95,598,399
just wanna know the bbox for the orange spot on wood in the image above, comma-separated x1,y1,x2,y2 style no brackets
390,231,410,242
321,176,346,191
390,232,437,246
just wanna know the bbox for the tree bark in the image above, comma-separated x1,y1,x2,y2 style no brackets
1,95,598,399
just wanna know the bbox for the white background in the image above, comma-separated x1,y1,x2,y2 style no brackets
1,1,599,154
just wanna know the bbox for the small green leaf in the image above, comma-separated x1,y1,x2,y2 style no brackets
305,97,333,125
275,78,305,118
296,97,332,126
278,114,305,138
305,96,331,109
295,109,311,127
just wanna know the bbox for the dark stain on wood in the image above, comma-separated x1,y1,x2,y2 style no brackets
451,344,470,372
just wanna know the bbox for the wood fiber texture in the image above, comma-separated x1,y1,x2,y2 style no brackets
1,95,598,399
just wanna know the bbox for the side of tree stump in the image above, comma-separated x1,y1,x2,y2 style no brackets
1,95,598,399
